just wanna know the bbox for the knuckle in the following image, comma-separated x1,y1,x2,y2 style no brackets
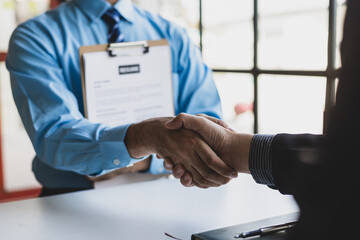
213,118,221,123
178,113,186,119
180,177,192,187
173,166,185,178
157,150,167,159
184,136,198,148
217,120,226,127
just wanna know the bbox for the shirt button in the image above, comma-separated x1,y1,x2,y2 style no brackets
113,159,121,166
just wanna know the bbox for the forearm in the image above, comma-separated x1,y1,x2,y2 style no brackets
124,117,174,159
231,133,252,174
40,121,146,175
124,122,172,174
124,122,152,159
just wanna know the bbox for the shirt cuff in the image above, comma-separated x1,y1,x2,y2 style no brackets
249,134,276,187
95,123,148,176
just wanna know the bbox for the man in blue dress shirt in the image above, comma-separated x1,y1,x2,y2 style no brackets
6,0,237,195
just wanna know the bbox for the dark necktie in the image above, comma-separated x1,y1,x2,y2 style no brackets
102,8,125,43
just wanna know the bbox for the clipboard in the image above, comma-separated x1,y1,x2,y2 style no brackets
79,39,175,127
191,212,299,240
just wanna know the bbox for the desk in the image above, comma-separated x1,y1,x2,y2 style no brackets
0,174,299,240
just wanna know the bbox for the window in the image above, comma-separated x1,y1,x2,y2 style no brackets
136,0,346,134
0,0,347,201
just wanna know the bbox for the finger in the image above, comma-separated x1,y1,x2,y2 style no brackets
189,162,223,188
164,115,185,130
165,113,204,131
196,114,230,130
228,127,236,133
166,114,223,145
198,114,235,132
184,161,220,188
196,141,238,179
191,181,207,189
180,171,193,187
172,164,186,179
191,167,215,188
163,158,174,171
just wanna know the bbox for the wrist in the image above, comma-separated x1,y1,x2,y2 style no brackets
124,121,153,159
231,133,253,174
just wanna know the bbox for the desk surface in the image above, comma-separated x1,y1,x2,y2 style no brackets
0,174,299,240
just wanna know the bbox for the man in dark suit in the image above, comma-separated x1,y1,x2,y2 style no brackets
163,0,360,238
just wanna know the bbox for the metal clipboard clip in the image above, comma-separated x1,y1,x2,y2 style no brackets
107,41,149,57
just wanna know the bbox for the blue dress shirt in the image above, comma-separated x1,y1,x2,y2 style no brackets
6,0,222,188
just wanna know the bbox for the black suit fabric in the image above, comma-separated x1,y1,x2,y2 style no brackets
269,0,360,239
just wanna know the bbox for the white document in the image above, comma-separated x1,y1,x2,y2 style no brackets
82,43,174,127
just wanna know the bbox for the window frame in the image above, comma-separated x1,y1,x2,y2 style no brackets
199,0,339,134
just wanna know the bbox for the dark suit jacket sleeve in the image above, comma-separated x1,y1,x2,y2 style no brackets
270,133,326,195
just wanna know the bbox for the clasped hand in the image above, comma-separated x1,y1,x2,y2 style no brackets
163,114,252,188
125,117,238,188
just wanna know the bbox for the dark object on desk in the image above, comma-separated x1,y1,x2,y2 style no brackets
191,212,298,240
234,221,296,238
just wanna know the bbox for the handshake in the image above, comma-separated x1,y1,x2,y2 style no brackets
157,113,253,188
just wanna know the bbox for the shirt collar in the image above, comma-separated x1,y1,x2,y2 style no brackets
73,0,136,23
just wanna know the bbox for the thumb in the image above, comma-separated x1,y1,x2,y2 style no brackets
165,113,205,132
165,115,185,129
166,114,223,152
